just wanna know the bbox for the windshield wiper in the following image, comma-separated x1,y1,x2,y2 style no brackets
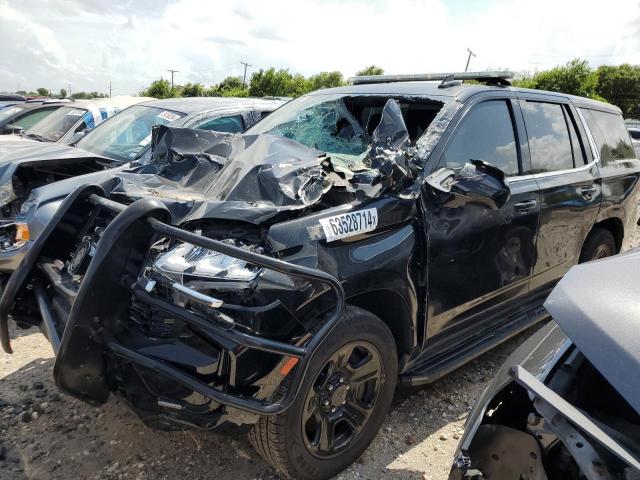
23,132,50,142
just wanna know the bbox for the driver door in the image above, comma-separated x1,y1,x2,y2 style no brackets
422,97,541,338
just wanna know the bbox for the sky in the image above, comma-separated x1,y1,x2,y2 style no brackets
0,0,639,96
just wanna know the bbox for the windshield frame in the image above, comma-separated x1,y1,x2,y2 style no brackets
245,92,452,157
25,105,88,142
77,104,187,162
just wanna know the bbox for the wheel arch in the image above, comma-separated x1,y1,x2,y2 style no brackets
589,216,624,253
347,289,415,357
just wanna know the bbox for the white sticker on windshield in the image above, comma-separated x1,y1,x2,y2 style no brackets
139,134,151,146
158,110,180,122
67,109,85,116
319,208,378,242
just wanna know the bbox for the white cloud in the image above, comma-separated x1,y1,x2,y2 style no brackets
0,0,638,95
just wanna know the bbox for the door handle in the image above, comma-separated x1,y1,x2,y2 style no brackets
580,185,597,198
514,199,538,213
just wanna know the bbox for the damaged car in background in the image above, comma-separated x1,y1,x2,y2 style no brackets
0,97,284,279
1,72,639,480
449,249,640,480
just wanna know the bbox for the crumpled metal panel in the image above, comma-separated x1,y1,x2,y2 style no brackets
544,247,640,415
72,95,456,227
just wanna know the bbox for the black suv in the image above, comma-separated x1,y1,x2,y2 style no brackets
1,72,639,480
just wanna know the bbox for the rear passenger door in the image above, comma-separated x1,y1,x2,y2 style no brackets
578,107,640,249
424,95,541,338
518,94,601,292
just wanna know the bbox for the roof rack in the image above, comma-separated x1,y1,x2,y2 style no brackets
348,71,514,86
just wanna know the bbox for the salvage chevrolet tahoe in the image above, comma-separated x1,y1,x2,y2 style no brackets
1,71,639,480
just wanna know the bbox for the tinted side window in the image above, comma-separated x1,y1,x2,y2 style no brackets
521,101,574,173
579,108,636,163
629,129,640,141
14,109,54,130
442,100,519,176
197,115,244,133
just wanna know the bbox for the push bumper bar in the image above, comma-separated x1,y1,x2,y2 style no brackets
0,186,345,416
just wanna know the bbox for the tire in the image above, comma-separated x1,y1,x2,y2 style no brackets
579,228,616,263
249,305,398,480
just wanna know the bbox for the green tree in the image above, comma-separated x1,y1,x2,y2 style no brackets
530,59,596,97
248,68,310,98
356,65,384,76
142,79,175,99
512,59,598,98
594,64,640,118
182,82,206,97
36,88,49,96
59,88,67,98
308,71,346,91
220,87,250,97
217,76,244,92
71,91,107,99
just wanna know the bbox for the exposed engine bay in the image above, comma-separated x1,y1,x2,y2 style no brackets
460,349,640,479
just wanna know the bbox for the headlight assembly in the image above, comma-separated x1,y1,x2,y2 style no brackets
0,185,13,207
153,242,261,281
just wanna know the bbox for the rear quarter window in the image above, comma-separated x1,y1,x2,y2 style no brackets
579,108,636,163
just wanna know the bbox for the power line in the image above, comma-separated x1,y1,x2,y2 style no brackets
166,69,179,90
240,61,252,89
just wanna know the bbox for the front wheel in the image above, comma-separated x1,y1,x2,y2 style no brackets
249,305,397,480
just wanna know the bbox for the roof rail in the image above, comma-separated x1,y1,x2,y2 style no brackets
348,71,514,86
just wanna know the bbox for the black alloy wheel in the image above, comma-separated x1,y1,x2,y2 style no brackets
301,341,383,458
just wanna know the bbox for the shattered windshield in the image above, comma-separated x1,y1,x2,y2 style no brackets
78,105,186,162
25,106,87,142
246,93,447,168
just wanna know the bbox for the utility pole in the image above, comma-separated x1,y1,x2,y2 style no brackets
68,83,71,98
109,81,112,98
240,61,252,89
166,69,179,90
465,48,476,72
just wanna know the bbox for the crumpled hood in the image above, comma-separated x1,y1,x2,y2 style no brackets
544,247,640,414
110,99,416,225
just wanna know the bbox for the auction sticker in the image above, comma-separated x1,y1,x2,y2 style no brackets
319,208,378,242
158,110,181,122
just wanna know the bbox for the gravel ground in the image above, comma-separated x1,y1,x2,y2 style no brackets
2,225,638,480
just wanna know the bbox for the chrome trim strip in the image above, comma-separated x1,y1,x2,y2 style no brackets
507,159,597,183
172,282,224,308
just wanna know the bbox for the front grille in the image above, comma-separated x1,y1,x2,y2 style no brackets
129,299,185,338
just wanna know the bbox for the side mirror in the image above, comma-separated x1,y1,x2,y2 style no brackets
425,160,511,210
69,131,85,145
3,125,24,135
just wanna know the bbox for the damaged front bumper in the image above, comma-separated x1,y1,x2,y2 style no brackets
0,185,345,426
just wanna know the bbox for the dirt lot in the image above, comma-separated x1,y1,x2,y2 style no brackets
2,226,638,480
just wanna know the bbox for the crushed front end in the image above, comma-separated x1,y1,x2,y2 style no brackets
0,186,344,429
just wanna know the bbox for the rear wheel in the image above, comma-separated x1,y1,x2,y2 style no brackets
249,306,397,480
579,228,616,263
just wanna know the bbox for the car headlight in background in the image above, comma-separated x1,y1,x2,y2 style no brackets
153,242,261,281
19,193,40,216
0,185,13,207
0,221,30,251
